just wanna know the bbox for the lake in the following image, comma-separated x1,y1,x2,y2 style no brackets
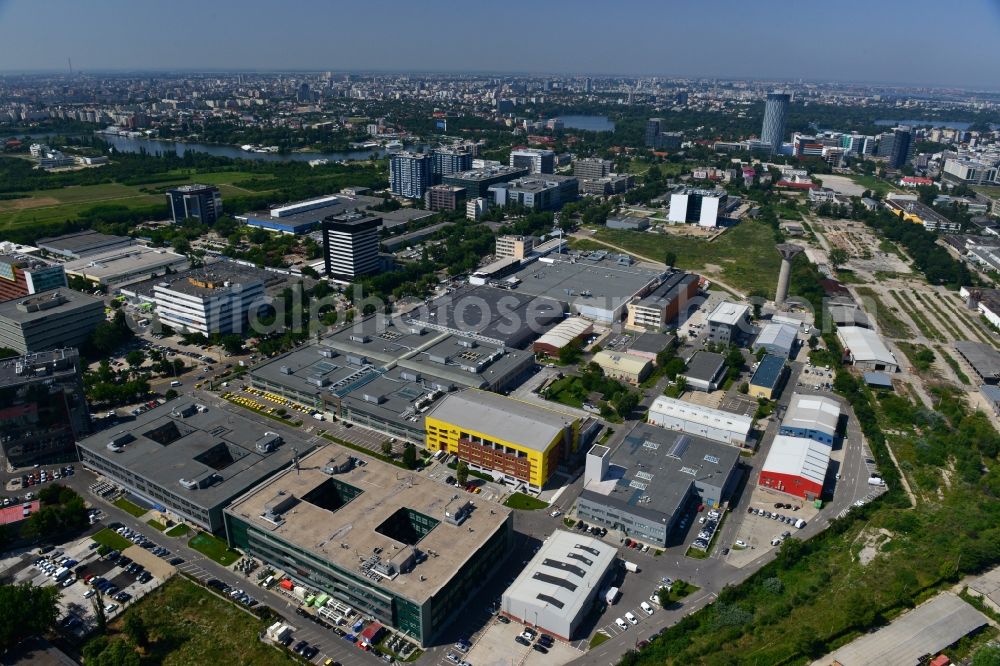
874,119,995,130
100,134,393,162
555,115,615,132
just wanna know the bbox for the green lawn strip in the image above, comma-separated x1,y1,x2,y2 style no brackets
91,528,132,551
81,576,298,665
913,292,965,340
589,220,782,296
891,290,942,341
165,523,192,538
503,493,549,511
854,287,912,339
146,519,167,531
189,532,242,566
113,497,148,517
935,346,971,384
590,632,611,649
684,547,708,560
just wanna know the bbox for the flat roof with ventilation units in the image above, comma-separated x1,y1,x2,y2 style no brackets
223,445,512,605
75,394,315,532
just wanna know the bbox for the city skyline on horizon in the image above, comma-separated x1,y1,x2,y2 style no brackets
2,0,1000,90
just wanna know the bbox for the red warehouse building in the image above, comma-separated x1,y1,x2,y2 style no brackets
758,435,830,500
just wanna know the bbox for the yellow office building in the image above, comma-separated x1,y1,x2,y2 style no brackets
424,389,578,492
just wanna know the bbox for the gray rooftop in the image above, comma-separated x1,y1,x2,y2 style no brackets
338,365,451,429
36,230,133,257
954,341,1000,382
76,396,313,511
627,332,676,355
242,194,382,228
582,422,740,523
120,260,285,300
0,289,103,324
683,351,727,383
783,394,842,438
634,272,699,309
444,165,526,181
424,389,575,453
0,348,79,388
508,256,662,311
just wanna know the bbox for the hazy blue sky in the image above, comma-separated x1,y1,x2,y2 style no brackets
2,0,1000,88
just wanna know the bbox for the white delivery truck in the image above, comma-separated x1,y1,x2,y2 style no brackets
868,476,886,486
624,561,641,573
605,586,621,605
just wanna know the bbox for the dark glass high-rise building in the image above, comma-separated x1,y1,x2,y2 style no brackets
645,118,663,148
878,127,912,169
760,92,791,154
166,184,223,225
430,148,473,183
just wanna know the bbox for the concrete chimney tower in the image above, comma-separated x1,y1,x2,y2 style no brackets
775,243,804,307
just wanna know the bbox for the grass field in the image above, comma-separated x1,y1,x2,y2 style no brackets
91,528,133,551
147,519,167,531
165,524,192,538
113,497,148,518
503,493,549,511
845,173,897,196
0,169,273,231
85,576,298,665
586,221,782,296
189,532,241,566
855,287,913,339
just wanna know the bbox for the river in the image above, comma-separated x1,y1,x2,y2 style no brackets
99,134,394,162
554,115,615,132
875,119,997,130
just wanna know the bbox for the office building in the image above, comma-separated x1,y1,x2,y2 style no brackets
239,192,382,235
577,423,740,547
626,272,700,330
752,321,798,358
645,119,683,150
509,148,555,174
779,394,841,445
77,396,317,533
836,326,898,372
223,446,512,646
489,175,578,211
647,395,753,447
573,158,612,180
943,159,999,186
0,349,89,467
707,301,752,345
151,264,265,336
36,230,133,260
606,215,649,231
876,127,912,169
668,188,728,227
0,290,104,354
62,245,188,288
582,174,633,196
390,152,433,199
424,389,580,492
424,184,466,212
760,92,790,154
748,354,788,400
0,254,66,302
500,530,617,641
495,235,534,259
592,350,651,385
758,435,830,500
430,147,473,181
321,212,381,280
680,351,727,392
624,332,676,364
443,166,528,199
884,199,962,233
166,184,223,225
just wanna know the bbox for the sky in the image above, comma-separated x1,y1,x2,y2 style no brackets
2,0,1000,89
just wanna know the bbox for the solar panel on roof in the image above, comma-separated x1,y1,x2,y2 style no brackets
642,440,659,450
704,454,720,464
667,435,690,459
533,572,577,591
629,480,647,491
635,471,653,481
536,593,565,609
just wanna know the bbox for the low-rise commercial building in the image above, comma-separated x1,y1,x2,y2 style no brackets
748,354,788,400
752,322,798,358
0,290,104,354
758,435,830,500
954,341,1000,385
443,166,528,199
680,351,727,392
625,332,676,364
239,193,381,235
606,216,649,231
424,184,466,212
577,423,740,547
707,301,752,345
489,175,579,212
647,396,753,447
592,350,652,385
77,397,315,532
0,348,89,467
223,446,512,646
36,230,133,260
63,245,188,287
884,199,962,233
532,317,592,356
495,235,535,259
500,530,617,641
837,326,898,372
424,389,579,492
779,394,841,445
626,272,700,330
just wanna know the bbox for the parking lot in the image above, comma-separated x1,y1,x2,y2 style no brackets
596,594,660,642
725,488,818,568
718,394,757,417
462,618,582,666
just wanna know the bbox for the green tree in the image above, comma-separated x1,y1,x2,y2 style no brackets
973,646,1000,666
125,350,145,368
380,440,393,458
664,251,677,268
0,583,60,651
220,334,244,355
828,247,849,268
122,613,148,649
402,443,418,470
91,591,107,632
657,586,671,607
456,461,470,486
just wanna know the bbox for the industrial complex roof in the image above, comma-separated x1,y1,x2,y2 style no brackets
36,230,133,258
592,350,650,376
75,396,312,510
424,389,575,453
120,261,285,300
648,396,754,436
707,301,751,327
502,530,617,624
507,256,662,314
749,354,787,390
634,271,699,309
0,289,103,324
626,332,676,356
224,445,511,603
533,316,593,351
782,394,841,439
760,435,830,486
583,423,740,523
240,193,383,233
837,326,897,367
954,341,1000,382
62,246,187,283
754,322,798,354
682,351,727,383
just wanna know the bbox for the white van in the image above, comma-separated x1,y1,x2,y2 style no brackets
170,380,182,387
615,618,628,631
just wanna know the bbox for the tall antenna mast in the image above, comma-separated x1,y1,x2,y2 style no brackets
68,58,73,76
